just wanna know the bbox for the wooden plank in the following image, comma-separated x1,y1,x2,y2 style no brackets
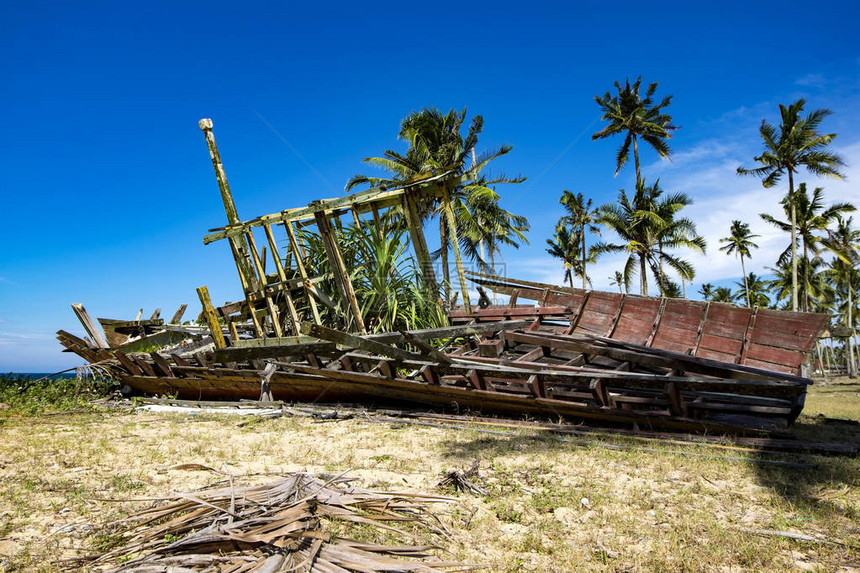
313,210,366,333
114,350,142,376
263,223,300,335
478,339,505,358
364,320,532,344
211,341,339,364
202,169,465,244
400,192,440,301
150,352,175,377
301,322,425,362
245,229,283,337
71,304,109,349
284,220,322,325
612,297,662,345
503,330,810,385
196,286,227,349
170,304,188,324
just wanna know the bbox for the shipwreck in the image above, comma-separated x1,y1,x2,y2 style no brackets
57,119,829,435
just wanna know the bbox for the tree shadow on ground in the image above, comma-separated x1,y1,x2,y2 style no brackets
749,415,860,525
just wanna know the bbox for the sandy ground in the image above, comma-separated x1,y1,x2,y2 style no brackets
0,385,858,572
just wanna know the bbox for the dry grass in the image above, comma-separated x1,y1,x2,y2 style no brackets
0,379,858,572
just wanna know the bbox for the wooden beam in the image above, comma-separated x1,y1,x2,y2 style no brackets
201,171,467,245
198,118,260,293
284,221,321,325
196,286,227,349
263,223,300,334
245,229,282,337
71,304,109,349
170,304,188,324
401,192,441,302
300,322,425,362
313,210,366,333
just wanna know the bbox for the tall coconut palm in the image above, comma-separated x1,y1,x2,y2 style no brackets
592,77,678,183
698,283,715,301
347,107,525,302
609,271,626,293
822,215,860,377
651,188,706,294
734,272,771,308
760,184,855,311
457,192,530,288
737,99,846,311
559,191,601,288
712,287,735,303
546,224,582,288
767,257,834,312
719,220,760,307
592,179,703,296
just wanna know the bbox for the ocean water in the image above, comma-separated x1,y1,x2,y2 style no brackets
3,372,77,380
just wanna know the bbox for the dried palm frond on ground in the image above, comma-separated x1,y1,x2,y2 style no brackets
437,462,487,497
72,466,476,572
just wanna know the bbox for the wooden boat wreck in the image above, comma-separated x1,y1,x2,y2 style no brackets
57,119,829,435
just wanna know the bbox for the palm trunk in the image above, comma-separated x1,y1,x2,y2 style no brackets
788,170,798,312
741,255,750,307
639,255,648,296
633,134,641,185
489,249,497,305
849,278,857,378
440,217,451,305
581,227,587,289
803,240,810,312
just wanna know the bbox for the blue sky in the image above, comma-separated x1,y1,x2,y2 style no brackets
2,0,859,371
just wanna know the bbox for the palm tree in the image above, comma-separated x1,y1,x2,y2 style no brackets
822,215,860,377
347,107,525,302
737,99,846,311
546,224,582,288
719,220,760,307
767,257,834,313
734,272,770,308
609,271,626,293
761,184,855,311
651,188,706,295
712,287,735,303
698,283,715,301
457,192,530,298
559,191,601,289
592,77,678,183
593,179,704,296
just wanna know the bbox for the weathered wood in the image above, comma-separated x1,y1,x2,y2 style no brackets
245,229,282,337
283,222,321,325
113,350,143,375
196,286,227,349
202,170,466,244
263,223,300,334
170,304,188,324
71,304,109,349
301,322,425,362
199,118,260,294
313,210,366,332
400,192,440,301
150,352,175,377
